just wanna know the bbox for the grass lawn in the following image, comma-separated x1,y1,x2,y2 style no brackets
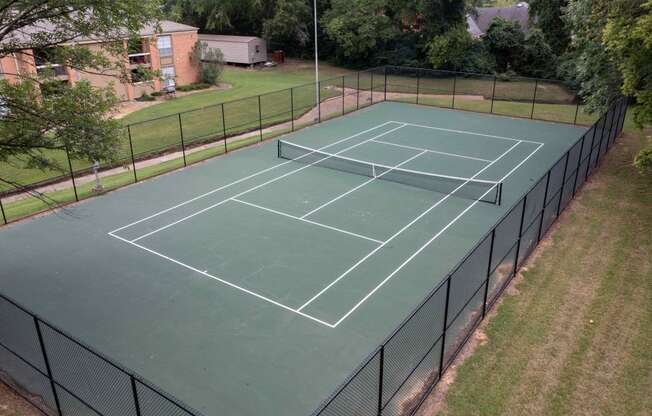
425,127,652,416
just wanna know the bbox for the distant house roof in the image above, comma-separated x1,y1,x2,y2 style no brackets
467,2,531,38
197,34,261,44
1,19,198,46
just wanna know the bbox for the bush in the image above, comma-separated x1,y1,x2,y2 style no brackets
176,83,211,92
151,91,166,97
634,145,652,175
136,92,155,101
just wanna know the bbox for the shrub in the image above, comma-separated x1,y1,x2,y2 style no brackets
634,145,652,175
176,83,211,92
151,91,166,97
136,92,155,101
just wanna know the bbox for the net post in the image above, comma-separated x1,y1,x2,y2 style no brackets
342,75,345,115
258,95,263,142
0,196,7,225
556,152,570,216
178,113,187,167
451,74,457,109
416,68,421,105
130,376,143,416
64,145,79,201
490,75,497,114
537,171,551,242
530,79,539,119
377,346,384,416
34,318,63,416
356,71,360,110
290,87,295,132
482,229,496,318
277,139,281,158
127,125,138,183
498,182,503,206
221,103,227,153
438,276,452,377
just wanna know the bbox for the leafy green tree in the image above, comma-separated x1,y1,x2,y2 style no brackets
163,0,274,34
191,41,224,85
427,24,496,73
0,0,162,191
322,0,397,66
529,0,571,54
483,18,525,73
519,29,557,78
263,0,312,52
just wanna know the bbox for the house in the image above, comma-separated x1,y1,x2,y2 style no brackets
467,2,531,38
197,35,267,66
0,20,201,100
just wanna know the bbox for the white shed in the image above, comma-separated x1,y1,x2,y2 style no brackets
197,34,267,65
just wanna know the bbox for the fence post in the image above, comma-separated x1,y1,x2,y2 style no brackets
221,103,228,153
130,376,143,416
438,277,452,377
513,195,528,274
342,75,345,115
371,71,374,104
595,116,608,169
451,75,457,109
64,145,79,201
482,229,496,318
490,75,497,114
556,153,570,216
530,80,539,119
317,81,321,122
34,319,63,416
377,346,384,416
177,113,187,167
537,171,551,242
290,87,295,132
383,66,388,101
573,100,580,125
356,71,360,110
127,125,138,183
258,95,263,142
584,120,599,181
0,197,6,225
572,135,586,197
416,69,421,105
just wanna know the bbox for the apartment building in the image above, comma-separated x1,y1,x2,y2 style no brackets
0,20,200,100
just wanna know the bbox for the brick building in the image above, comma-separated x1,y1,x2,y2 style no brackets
0,20,200,100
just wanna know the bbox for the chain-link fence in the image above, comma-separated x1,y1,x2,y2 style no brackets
0,66,602,226
0,292,205,416
311,96,629,416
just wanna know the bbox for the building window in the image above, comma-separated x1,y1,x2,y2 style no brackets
160,66,175,80
157,36,173,57
255,45,260,54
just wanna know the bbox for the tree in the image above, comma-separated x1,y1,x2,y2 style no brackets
483,18,526,73
529,0,571,54
191,41,224,85
427,24,496,73
519,29,557,78
262,0,312,53
322,0,397,66
163,0,274,35
0,1,163,192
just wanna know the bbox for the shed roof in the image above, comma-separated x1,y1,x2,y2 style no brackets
198,34,261,43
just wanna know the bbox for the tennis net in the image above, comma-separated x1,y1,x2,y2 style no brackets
277,140,503,204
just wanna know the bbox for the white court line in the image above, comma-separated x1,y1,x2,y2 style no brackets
331,142,545,327
128,124,408,243
301,150,429,219
395,121,544,146
108,231,336,328
296,140,522,313
231,198,384,244
370,139,493,163
109,121,398,235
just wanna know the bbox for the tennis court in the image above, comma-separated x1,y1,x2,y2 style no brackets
0,101,590,416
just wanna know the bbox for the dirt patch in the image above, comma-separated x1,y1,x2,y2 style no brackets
0,380,47,416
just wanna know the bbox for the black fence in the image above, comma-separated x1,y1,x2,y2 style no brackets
0,292,205,416
1,66,595,226
310,96,628,416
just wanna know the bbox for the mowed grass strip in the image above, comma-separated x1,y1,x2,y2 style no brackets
430,130,652,416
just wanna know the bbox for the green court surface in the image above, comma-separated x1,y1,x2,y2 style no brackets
0,102,586,415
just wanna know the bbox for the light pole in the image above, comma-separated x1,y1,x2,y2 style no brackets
313,0,319,115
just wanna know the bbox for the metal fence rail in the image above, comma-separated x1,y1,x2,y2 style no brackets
1,66,593,226
310,96,628,416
